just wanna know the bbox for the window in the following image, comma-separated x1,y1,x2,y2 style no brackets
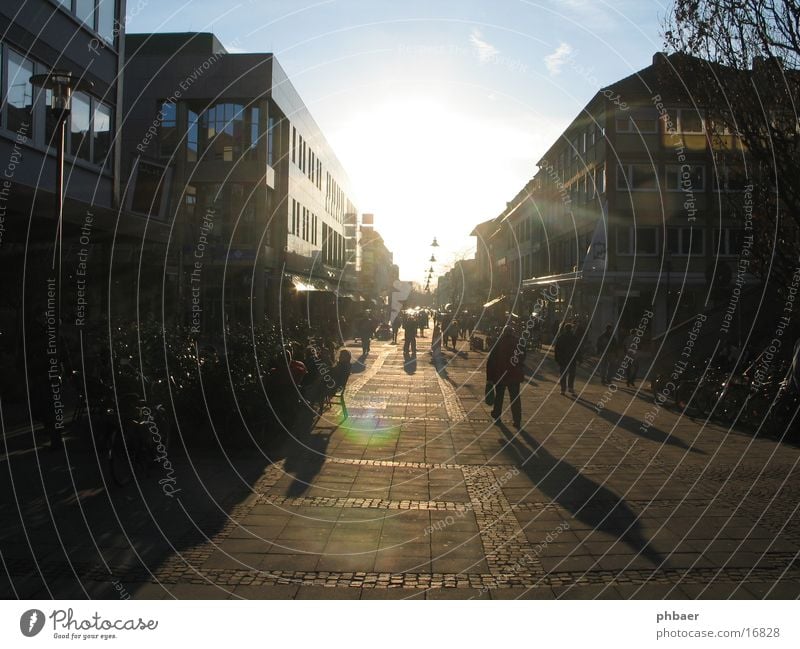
57,1,117,42
616,109,658,134
617,164,657,191
267,117,275,166
70,91,91,161
75,0,96,27
679,109,704,133
92,101,111,165
184,184,196,220
158,101,177,159
249,106,259,159
712,163,749,192
188,101,261,162
667,227,704,255
713,228,743,256
187,109,199,162
291,126,296,163
6,50,34,133
665,164,705,191
202,102,245,161
97,0,115,43
594,165,605,194
616,226,658,255
663,108,705,134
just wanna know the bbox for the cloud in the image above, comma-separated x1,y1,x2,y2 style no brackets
544,42,573,75
470,29,499,63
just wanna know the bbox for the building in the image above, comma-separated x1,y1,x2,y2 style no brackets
477,52,760,342
358,221,398,318
0,1,175,353
435,258,478,311
121,32,358,333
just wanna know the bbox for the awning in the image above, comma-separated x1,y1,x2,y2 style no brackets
286,274,337,293
482,295,505,308
522,271,583,288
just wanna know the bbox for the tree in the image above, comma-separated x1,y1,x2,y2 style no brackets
664,0,800,298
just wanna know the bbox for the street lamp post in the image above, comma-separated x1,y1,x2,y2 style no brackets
665,248,673,329
30,70,93,314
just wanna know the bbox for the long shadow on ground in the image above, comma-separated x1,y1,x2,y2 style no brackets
497,422,665,568
570,396,705,454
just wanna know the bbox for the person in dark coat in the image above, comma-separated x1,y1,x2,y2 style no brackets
596,324,619,384
554,323,581,396
403,314,418,357
330,349,352,394
486,326,525,428
391,314,402,344
358,316,375,355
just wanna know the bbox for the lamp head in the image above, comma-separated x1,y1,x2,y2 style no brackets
30,70,94,112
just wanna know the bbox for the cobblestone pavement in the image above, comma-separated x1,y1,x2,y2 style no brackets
2,339,799,599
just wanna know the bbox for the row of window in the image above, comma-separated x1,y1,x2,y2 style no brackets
182,182,258,238
291,126,322,189
554,107,746,183
290,198,318,244
159,100,277,165
289,124,354,224
615,226,743,256
321,222,346,268
617,162,748,192
0,42,113,167
615,108,709,135
56,0,117,46
326,171,351,224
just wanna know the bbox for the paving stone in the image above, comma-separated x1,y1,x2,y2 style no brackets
5,340,800,599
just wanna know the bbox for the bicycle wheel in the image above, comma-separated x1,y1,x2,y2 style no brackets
108,429,135,487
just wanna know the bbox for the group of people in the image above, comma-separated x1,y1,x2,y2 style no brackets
552,321,642,395
482,319,647,428
391,310,430,345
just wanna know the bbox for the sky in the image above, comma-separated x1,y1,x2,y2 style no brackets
127,0,670,283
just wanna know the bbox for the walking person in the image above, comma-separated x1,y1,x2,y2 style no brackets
358,315,374,356
448,318,459,349
596,324,619,385
391,313,401,344
554,323,581,396
486,326,525,428
621,328,639,387
403,313,418,357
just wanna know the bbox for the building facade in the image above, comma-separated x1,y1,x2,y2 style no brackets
477,52,758,342
122,32,357,333
0,0,173,359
